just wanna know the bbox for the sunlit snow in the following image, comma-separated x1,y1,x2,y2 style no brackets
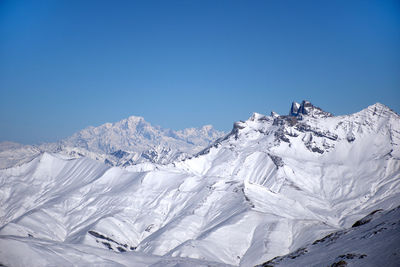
0,101,399,266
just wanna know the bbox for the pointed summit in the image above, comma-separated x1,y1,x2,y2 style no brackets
289,100,333,118
126,115,145,123
365,102,398,117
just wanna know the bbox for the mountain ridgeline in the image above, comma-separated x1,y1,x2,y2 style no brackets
0,101,399,266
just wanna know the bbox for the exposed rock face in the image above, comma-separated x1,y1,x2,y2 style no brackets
289,101,301,116
289,100,333,118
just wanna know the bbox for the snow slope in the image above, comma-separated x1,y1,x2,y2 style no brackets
257,206,400,267
0,235,233,267
0,101,399,266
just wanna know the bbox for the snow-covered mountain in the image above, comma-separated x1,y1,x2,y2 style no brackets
257,206,400,267
0,142,41,169
0,116,225,168
0,101,399,266
62,116,224,155
60,116,225,166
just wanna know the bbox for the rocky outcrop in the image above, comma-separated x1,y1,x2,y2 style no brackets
290,100,333,118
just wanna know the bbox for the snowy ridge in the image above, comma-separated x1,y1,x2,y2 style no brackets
0,101,399,266
0,143,41,169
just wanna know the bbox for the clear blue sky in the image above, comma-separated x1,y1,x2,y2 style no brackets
1,0,399,144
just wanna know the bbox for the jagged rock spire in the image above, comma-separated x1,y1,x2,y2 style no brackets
289,102,301,116
289,100,333,118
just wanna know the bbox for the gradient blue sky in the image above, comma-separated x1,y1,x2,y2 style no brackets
1,0,399,144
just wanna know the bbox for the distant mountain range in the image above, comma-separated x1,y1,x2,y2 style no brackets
0,117,226,169
0,101,399,266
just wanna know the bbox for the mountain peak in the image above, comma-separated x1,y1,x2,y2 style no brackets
200,124,213,131
126,115,145,123
366,102,397,115
60,114,226,163
289,100,333,118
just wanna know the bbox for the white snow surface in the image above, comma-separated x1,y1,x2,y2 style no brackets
256,206,400,266
0,102,400,266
